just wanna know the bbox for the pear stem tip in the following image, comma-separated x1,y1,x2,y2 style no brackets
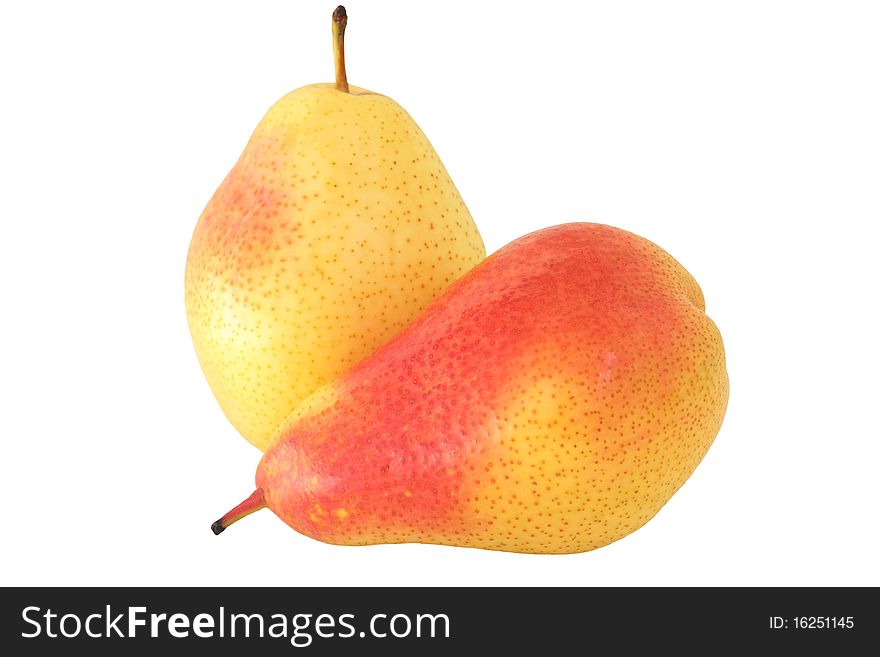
210,488,266,536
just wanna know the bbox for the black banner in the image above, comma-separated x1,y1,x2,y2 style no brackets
1,587,876,654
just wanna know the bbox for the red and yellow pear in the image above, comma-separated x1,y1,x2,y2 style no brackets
213,223,729,554
185,7,485,450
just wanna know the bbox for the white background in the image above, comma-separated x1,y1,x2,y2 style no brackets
1,1,878,587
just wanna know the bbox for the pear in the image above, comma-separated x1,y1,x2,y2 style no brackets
212,223,729,554
185,6,485,451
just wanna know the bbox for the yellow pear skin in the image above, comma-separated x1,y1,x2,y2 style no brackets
185,7,485,450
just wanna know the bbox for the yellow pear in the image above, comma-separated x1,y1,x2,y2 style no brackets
186,7,485,450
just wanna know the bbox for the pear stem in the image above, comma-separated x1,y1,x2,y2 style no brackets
332,6,350,93
211,489,266,535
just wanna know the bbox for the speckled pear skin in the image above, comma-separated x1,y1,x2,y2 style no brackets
256,223,729,554
185,83,485,451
